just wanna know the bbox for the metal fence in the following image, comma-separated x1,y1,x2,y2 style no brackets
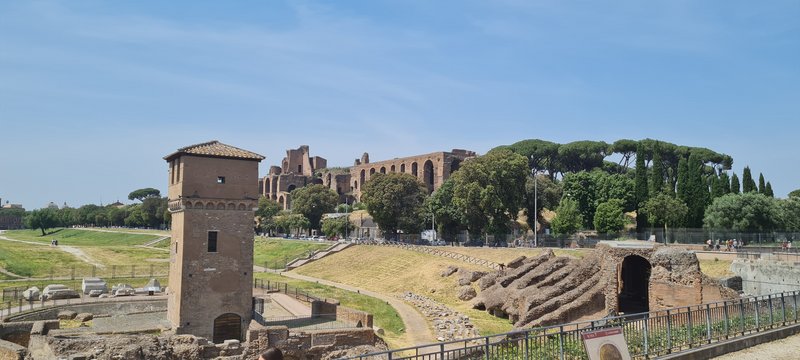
253,312,357,331
253,278,323,303
343,290,800,360
1,264,169,284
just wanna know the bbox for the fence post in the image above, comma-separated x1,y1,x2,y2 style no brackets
484,336,490,360
723,300,730,339
768,295,774,327
92,265,96,277
795,291,799,322
781,293,787,325
755,298,760,330
71,266,75,280
440,343,445,360
112,265,116,279
687,308,693,346
739,299,745,335
559,325,565,360
666,310,672,353
705,304,712,344
643,317,649,356
524,330,530,359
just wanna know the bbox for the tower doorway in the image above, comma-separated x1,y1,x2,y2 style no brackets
213,313,242,343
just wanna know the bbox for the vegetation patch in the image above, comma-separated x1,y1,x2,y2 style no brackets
254,272,405,345
253,238,329,269
0,241,84,277
699,259,734,279
3,228,159,246
293,245,515,336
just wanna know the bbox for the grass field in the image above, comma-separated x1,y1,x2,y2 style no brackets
699,259,734,279
253,238,330,269
81,246,169,265
3,228,160,246
294,245,515,336
0,241,85,277
254,272,405,345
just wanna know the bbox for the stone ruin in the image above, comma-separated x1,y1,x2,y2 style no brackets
464,241,738,328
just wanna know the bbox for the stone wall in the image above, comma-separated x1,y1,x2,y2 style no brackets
246,326,383,360
0,340,25,360
5,299,166,322
731,256,800,296
310,300,373,328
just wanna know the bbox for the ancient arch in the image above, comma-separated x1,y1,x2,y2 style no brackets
423,160,435,190
370,168,376,176
213,313,241,343
238,203,246,210
206,202,215,209
411,162,418,177
195,202,204,209
227,203,236,210
618,255,651,314
278,196,285,208
400,163,406,173
326,173,332,186
380,166,386,174
216,203,225,210
287,184,296,192
360,169,366,187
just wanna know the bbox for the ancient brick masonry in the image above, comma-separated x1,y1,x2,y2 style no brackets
472,242,738,328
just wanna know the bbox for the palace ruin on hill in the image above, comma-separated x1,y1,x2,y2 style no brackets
259,145,476,210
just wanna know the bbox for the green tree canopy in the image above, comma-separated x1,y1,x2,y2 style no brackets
425,179,464,242
256,197,282,234
321,215,354,237
789,189,800,198
524,174,562,231
685,152,710,227
361,173,427,237
290,184,338,230
25,209,58,235
128,188,161,202
703,193,781,232
779,197,800,231
450,149,528,239
593,199,625,234
641,193,688,234
730,173,741,194
758,173,766,194
742,167,756,193
551,197,583,235
274,213,310,234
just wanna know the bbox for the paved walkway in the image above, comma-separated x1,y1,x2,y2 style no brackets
711,333,800,359
270,293,311,316
279,272,435,348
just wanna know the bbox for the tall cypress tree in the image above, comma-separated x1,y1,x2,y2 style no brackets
676,157,689,202
634,143,649,233
742,167,755,193
710,175,724,199
730,173,741,194
765,182,775,198
758,173,766,194
685,152,709,228
719,172,731,195
649,143,664,197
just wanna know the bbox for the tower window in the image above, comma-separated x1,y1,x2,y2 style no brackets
217,176,225,184
208,231,218,252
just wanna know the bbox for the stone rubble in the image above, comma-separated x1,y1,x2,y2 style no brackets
400,292,480,342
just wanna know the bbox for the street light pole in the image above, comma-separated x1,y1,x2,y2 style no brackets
533,168,538,247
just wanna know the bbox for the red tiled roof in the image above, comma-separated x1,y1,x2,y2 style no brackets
164,140,265,161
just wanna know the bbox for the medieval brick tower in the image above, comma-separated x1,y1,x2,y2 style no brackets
164,141,264,343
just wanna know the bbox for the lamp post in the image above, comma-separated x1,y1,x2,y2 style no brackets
530,163,538,248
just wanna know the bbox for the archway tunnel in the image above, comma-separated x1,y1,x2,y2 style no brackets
618,255,651,315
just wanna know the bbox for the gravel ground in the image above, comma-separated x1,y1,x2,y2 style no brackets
711,333,800,359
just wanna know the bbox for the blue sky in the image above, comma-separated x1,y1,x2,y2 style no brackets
1,0,798,209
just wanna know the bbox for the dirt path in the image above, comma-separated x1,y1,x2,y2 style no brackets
711,333,800,359
280,271,436,348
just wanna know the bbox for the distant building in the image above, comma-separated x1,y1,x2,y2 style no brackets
259,145,326,210
260,146,477,207
0,199,25,230
109,200,125,208
46,202,59,210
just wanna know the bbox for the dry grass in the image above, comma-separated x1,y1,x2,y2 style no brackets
293,245,515,336
440,246,589,264
80,246,170,266
699,258,734,279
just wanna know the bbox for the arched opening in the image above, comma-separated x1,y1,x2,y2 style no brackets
423,160,435,191
370,168,376,176
213,313,242,343
327,173,332,186
380,167,386,174
451,159,462,173
360,170,366,187
400,164,406,173
354,180,359,190
278,196,285,208
390,165,396,172
618,255,651,315
287,184,297,192
411,162,418,177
